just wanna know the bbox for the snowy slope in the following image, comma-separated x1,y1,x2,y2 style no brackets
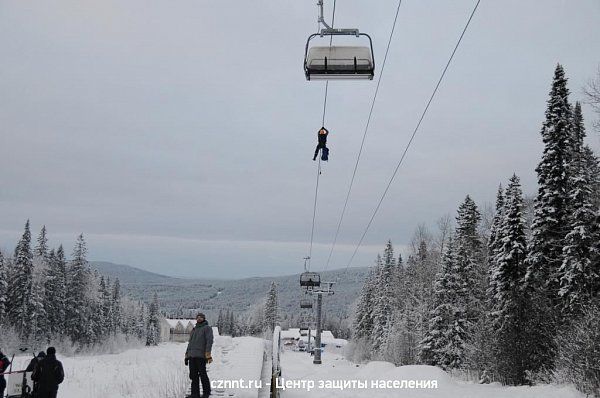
6,336,266,398
279,350,584,398
5,340,583,398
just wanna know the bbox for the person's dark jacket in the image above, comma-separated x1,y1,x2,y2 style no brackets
26,352,46,372
0,352,10,375
185,320,214,358
317,130,328,146
31,354,64,393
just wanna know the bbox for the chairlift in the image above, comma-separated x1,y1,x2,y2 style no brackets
304,31,375,81
303,1,375,81
300,271,321,288
300,299,313,309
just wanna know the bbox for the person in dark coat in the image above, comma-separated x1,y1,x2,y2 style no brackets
26,351,47,396
26,351,46,371
313,127,329,161
0,350,11,398
185,313,214,398
31,347,64,398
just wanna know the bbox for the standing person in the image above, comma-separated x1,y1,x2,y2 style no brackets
185,313,214,398
0,349,11,398
31,347,64,398
26,351,46,371
313,127,329,161
26,351,46,396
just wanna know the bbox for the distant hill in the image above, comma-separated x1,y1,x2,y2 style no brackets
90,261,179,284
90,261,370,321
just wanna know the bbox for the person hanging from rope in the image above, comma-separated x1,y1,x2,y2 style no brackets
313,127,329,161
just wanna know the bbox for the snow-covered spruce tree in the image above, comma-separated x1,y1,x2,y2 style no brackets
29,279,47,344
34,225,49,261
582,146,600,209
111,278,122,335
264,281,279,333
371,241,395,353
220,309,236,336
55,245,68,332
354,260,377,342
228,310,236,337
419,237,460,368
65,234,92,344
411,239,439,356
136,303,147,340
524,65,574,373
86,280,101,345
7,220,34,339
0,250,8,324
217,309,224,333
419,197,483,371
555,299,600,396
382,254,407,365
487,185,504,301
98,276,111,339
474,185,508,378
389,234,438,366
454,195,485,320
29,226,51,343
450,195,484,368
525,65,573,297
146,292,160,346
490,175,530,385
44,249,59,337
559,102,600,316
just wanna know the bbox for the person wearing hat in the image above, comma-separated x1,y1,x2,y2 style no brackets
313,127,330,161
31,347,64,398
0,349,11,398
26,351,47,396
26,351,47,371
185,313,214,398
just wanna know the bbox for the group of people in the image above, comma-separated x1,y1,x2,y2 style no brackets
0,346,64,398
1,313,213,398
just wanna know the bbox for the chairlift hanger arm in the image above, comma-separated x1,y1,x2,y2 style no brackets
317,0,332,30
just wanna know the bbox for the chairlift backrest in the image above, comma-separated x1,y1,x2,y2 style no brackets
304,32,375,81
300,272,321,287
300,299,313,309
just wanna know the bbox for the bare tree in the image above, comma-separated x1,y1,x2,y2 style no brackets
433,214,452,255
584,66,600,132
410,223,433,255
479,202,495,241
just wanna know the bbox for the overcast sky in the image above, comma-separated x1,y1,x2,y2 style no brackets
1,0,599,279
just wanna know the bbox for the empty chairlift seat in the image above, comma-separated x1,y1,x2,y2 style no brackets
305,46,374,80
300,271,321,287
300,299,313,309
304,32,375,81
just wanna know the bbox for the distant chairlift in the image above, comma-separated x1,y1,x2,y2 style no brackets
300,298,313,309
304,1,375,81
300,272,321,288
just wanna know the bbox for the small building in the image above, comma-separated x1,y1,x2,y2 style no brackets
162,318,220,343
281,328,301,342
298,329,346,349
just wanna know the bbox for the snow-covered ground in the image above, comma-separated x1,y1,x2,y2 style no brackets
6,335,266,398
279,350,584,398
5,339,584,398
